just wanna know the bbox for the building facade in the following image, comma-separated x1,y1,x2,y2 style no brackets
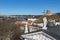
21,31,56,40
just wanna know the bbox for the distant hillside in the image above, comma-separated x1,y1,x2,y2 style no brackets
11,15,41,18
38,13,60,22
54,13,60,16
55,13,60,14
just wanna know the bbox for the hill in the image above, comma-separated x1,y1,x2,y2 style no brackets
38,13,60,22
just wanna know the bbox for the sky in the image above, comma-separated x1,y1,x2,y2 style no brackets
0,0,60,15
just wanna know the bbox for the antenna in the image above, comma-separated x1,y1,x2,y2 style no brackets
42,9,46,15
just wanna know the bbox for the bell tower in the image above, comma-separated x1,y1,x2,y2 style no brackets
43,10,52,15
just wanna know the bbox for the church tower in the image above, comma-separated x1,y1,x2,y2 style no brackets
44,10,52,15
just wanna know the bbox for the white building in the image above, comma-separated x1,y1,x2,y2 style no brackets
21,17,57,40
21,31,56,40
28,18,37,22
55,21,60,26
33,23,43,27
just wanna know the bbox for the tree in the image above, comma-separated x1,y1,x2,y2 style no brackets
0,18,23,40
